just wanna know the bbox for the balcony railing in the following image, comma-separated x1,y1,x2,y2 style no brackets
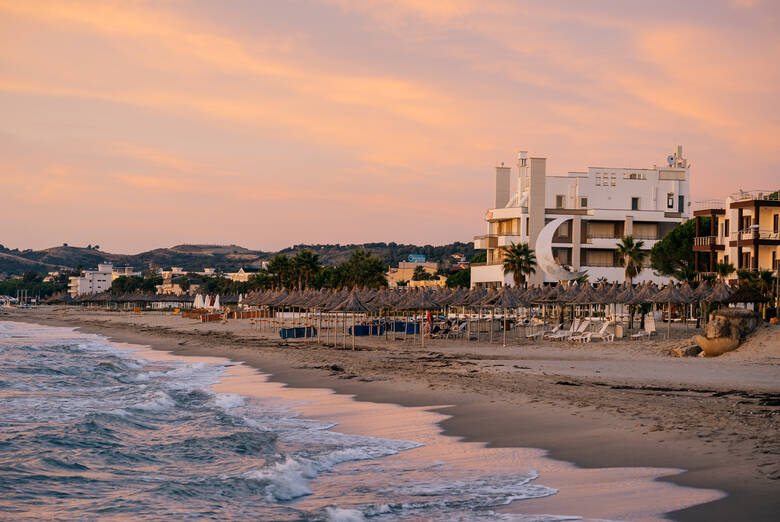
694,236,717,247
736,228,780,241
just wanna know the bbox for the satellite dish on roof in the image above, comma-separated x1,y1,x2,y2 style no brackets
667,155,675,166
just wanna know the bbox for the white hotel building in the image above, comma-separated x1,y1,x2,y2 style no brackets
472,146,691,287
68,264,141,297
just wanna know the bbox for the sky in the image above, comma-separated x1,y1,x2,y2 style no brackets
1,0,778,253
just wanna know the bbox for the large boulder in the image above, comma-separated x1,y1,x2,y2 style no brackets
694,308,760,356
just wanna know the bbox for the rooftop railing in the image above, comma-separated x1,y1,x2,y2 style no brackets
729,189,780,202
692,199,725,212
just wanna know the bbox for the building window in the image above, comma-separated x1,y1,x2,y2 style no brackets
724,219,729,236
678,195,684,212
667,193,674,208
774,214,779,233
580,197,588,208
555,195,565,208
631,197,639,211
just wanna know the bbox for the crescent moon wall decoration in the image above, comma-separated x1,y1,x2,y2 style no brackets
535,216,587,281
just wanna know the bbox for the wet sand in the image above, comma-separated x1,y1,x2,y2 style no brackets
4,306,779,521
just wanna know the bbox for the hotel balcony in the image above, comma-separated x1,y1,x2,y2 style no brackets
729,228,780,246
497,235,523,247
474,234,498,249
693,235,724,251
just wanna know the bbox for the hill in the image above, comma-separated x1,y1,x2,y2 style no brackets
0,241,477,277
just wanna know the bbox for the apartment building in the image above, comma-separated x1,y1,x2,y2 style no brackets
472,146,691,287
68,263,114,297
67,264,142,296
693,190,780,276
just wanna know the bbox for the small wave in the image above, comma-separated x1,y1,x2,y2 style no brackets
131,390,176,412
243,458,318,501
324,506,366,522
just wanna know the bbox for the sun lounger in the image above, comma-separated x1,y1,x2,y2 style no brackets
568,320,592,342
528,323,561,340
446,321,468,339
582,322,614,343
631,317,657,340
549,319,581,341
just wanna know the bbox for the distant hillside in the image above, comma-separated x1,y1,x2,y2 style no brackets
0,241,477,277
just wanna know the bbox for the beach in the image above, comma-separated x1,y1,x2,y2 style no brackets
4,306,779,521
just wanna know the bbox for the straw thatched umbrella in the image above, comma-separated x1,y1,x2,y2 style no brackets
331,290,370,350
489,286,524,347
726,286,769,305
649,284,688,339
705,281,733,304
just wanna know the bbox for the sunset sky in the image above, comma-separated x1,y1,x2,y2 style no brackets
2,0,778,253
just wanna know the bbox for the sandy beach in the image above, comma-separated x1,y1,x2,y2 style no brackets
4,306,779,521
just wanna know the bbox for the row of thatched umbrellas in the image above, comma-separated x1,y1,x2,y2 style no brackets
239,280,762,346
64,281,765,346
241,279,749,311
65,280,755,309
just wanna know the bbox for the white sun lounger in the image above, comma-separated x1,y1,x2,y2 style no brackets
527,323,561,340
631,317,657,340
568,320,592,342
581,322,614,343
549,319,581,341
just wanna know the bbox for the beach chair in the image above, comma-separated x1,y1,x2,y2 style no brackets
528,323,561,341
568,320,592,342
446,321,468,339
631,316,657,340
549,319,580,341
582,322,614,343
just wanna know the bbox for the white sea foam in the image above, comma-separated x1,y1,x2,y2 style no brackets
324,506,367,522
244,458,318,501
132,390,176,412
213,393,245,410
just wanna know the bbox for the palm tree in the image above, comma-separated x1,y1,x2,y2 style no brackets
616,236,647,285
715,262,735,282
266,254,291,290
292,250,320,290
503,242,537,287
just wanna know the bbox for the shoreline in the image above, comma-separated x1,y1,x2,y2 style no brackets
4,308,779,521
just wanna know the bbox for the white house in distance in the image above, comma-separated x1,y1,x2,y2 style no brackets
472,146,691,287
68,263,114,296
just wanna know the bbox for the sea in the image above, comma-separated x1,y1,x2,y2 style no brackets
0,321,722,521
